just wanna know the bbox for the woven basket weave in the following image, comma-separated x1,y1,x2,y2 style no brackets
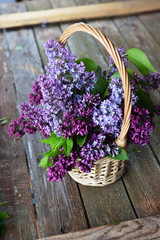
59,23,132,187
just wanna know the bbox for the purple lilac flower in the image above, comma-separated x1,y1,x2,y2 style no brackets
131,73,140,92
77,133,119,173
153,104,160,116
107,46,128,78
47,152,77,182
93,99,122,138
8,40,98,139
93,76,138,139
38,40,98,135
129,105,155,146
8,113,26,137
8,101,50,138
141,72,160,91
8,113,37,137
60,93,101,138
109,77,138,106
28,81,43,105
44,39,97,92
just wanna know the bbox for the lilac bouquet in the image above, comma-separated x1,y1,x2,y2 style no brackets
8,39,160,182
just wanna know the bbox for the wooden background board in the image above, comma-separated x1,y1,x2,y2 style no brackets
0,0,160,239
40,214,160,240
1,0,160,29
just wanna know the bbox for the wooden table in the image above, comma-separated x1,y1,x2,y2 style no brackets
0,0,160,239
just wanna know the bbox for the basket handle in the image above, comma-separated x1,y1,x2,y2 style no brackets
59,22,132,149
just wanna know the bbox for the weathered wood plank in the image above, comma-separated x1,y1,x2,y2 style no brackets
138,13,160,46
50,0,136,227
79,0,160,219
107,13,160,215
1,1,88,238
0,30,37,240
27,0,160,230
136,12,160,162
1,0,160,29
26,1,62,66
40,214,160,240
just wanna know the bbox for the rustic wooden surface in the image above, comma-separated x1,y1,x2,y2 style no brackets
39,214,160,240
1,2,88,239
0,0,160,239
0,26,37,240
1,0,160,29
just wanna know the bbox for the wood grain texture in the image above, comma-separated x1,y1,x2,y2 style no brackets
90,0,160,218
1,1,88,238
138,12,160,46
50,0,136,227
110,11,160,217
39,214,160,240
1,1,160,239
1,0,160,29
136,12,160,164
26,0,62,66
0,30,37,240
73,0,160,219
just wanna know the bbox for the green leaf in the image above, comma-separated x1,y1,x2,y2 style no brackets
0,212,8,236
62,138,73,157
96,66,102,78
108,148,129,160
127,48,157,75
37,152,44,155
92,76,107,97
0,116,10,125
76,135,87,146
136,89,154,116
127,68,135,79
0,221,5,236
102,79,111,100
18,194,22,199
110,68,135,80
110,71,120,79
39,133,66,169
0,202,7,206
39,133,62,168
139,79,150,87
38,149,56,169
0,212,9,221
76,58,97,72
1,120,8,125
15,45,23,51
112,221,117,225
40,132,61,148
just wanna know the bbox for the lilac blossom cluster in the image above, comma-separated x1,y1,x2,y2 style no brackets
154,104,160,116
77,133,119,172
8,40,160,182
93,78,138,139
29,81,43,105
60,92,101,138
47,151,77,182
141,72,160,90
128,105,155,146
8,40,97,138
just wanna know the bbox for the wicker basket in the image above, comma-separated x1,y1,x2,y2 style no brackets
59,23,132,187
